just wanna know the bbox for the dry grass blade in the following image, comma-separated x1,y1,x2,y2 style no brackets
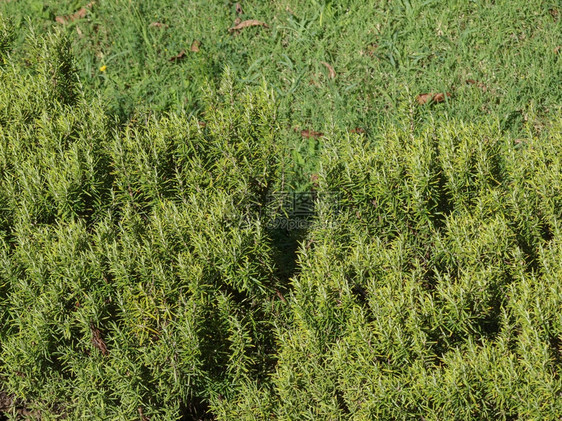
320,61,336,79
138,406,149,421
150,22,168,28
275,289,287,303
229,19,269,33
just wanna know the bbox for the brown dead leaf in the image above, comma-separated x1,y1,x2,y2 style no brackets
550,8,559,21
320,61,336,79
197,121,207,128
150,22,168,28
350,127,366,134
555,46,561,55
310,173,319,185
229,19,269,33
169,50,186,62
90,324,108,356
190,40,201,52
466,79,487,92
432,92,450,103
235,2,243,15
55,1,94,24
416,93,433,105
416,92,451,105
301,129,324,138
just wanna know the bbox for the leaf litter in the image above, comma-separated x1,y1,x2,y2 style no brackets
55,1,95,24
416,92,451,105
169,50,186,62
229,20,269,33
190,40,201,52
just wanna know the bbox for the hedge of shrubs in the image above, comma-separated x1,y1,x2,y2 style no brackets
223,121,562,419
2,23,562,420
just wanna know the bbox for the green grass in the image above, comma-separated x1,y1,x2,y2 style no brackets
3,0,561,139
1,1,562,419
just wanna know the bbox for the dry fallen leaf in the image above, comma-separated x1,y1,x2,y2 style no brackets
555,46,561,55
190,40,201,52
229,19,269,33
432,92,450,103
90,324,108,356
320,61,336,79
416,93,433,105
55,1,94,24
235,2,243,15
350,127,366,134
466,79,487,92
169,50,186,62
416,92,451,105
301,129,324,138
150,22,168,28
310,173,319,185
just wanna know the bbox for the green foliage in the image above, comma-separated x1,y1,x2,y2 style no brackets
0,16,14,66
217,119,562,419
1,9,562,421
0,29,285,420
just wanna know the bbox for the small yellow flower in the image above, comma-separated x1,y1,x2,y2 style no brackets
99,65,107,72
